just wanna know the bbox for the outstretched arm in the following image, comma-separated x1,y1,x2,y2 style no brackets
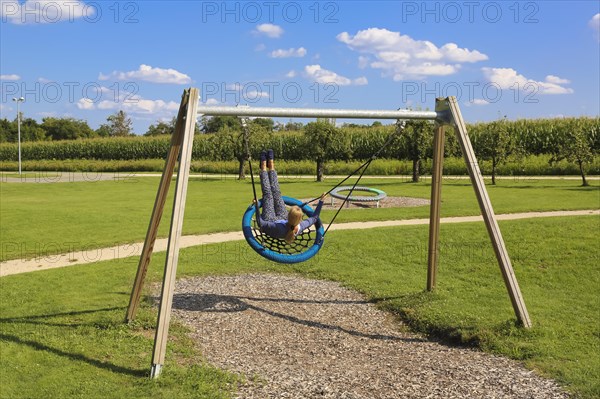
297,193,326,233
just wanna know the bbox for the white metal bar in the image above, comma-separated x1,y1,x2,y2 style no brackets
196,105,438,120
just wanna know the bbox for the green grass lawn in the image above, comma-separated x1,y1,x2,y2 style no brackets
0,215,598,398
0,176,599,398
1,176,598,261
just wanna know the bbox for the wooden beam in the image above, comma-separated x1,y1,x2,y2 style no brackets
446,96,532,328
150,88,200,378
427,121,446,291
125,90,190,323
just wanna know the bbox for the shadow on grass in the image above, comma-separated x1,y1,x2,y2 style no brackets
0,333,147,377
0,306,147,378
171,293,424,343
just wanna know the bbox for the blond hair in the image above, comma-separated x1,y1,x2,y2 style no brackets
285,206,303,244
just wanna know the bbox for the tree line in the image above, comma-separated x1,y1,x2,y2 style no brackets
0,112,598,186
0,110,137,142
0,110,307,143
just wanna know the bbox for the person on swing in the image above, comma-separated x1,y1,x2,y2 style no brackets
253,149,325,244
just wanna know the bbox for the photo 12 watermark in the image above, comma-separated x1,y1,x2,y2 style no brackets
1,1,140,24
200,1,340,24
399,1,540,24
201,81,341,105
0,241,141,267
0,171,140,184
1,80,139,104
400,81,540,105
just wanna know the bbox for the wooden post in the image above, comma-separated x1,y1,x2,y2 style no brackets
125,90,190,323
427,121,446,291
446,96,532,328
150,87,200,378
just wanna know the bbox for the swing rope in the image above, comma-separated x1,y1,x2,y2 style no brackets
240,116,406,263
303,119,407,235
241,117,260,217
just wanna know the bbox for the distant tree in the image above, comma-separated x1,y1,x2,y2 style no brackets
304,121,351,181
0,118,13,142
202,115,241,133
0,115,45,142
95,124,111,137
371,121,383,127
284,120,303,131
19,116,46,141
550,118,596,186
145,117,176,136
398,119,434,183
251,118,274,131
103,110,133,136
474,118,513,185
342,122,368,128
41,117,95,140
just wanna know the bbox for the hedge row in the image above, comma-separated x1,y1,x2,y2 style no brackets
0,117,598,162
2,155,598,176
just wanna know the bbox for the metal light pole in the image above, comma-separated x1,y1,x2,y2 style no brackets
12,97,25,175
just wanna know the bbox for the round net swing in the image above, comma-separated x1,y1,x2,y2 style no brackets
242,196,325,264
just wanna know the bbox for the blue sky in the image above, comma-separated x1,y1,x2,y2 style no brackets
1,1,599,134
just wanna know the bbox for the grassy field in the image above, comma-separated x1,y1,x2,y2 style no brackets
0,177,599,398
1,176,599,262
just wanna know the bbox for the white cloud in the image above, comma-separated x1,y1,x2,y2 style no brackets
225,83,243,91
1,0,93,24
465,99,490,107
337,28,488,80
482,67,574,95
545,75,570,85
269,47,307,58
224,83,270,100
245,90,269,100
285,70,297,78
358,56,370,69
77,89,180,115
76,98,95,110
254,23,284,38
254,43,266,52
38,111,58,117
589,13,600,41
303,65,368,86
0,74,20,80
202,98,220,106
99,64,192,84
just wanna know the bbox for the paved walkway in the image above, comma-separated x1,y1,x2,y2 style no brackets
1,209,597,277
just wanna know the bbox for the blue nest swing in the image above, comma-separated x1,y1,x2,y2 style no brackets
242,196,325,264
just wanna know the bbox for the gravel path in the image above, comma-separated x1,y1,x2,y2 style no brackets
171,274,568,399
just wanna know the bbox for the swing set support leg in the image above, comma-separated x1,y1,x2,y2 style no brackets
427,97,531,328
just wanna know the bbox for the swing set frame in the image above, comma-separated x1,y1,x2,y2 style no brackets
125,88,531,378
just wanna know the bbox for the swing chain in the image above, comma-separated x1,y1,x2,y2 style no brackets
239,114,252,161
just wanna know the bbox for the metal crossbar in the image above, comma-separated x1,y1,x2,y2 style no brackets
197,105,439,121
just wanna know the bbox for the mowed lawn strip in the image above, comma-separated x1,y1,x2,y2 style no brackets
1,177,598,261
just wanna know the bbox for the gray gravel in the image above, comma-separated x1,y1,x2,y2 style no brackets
170,274,568,399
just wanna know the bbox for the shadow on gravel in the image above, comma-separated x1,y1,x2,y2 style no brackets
172,293,424,343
